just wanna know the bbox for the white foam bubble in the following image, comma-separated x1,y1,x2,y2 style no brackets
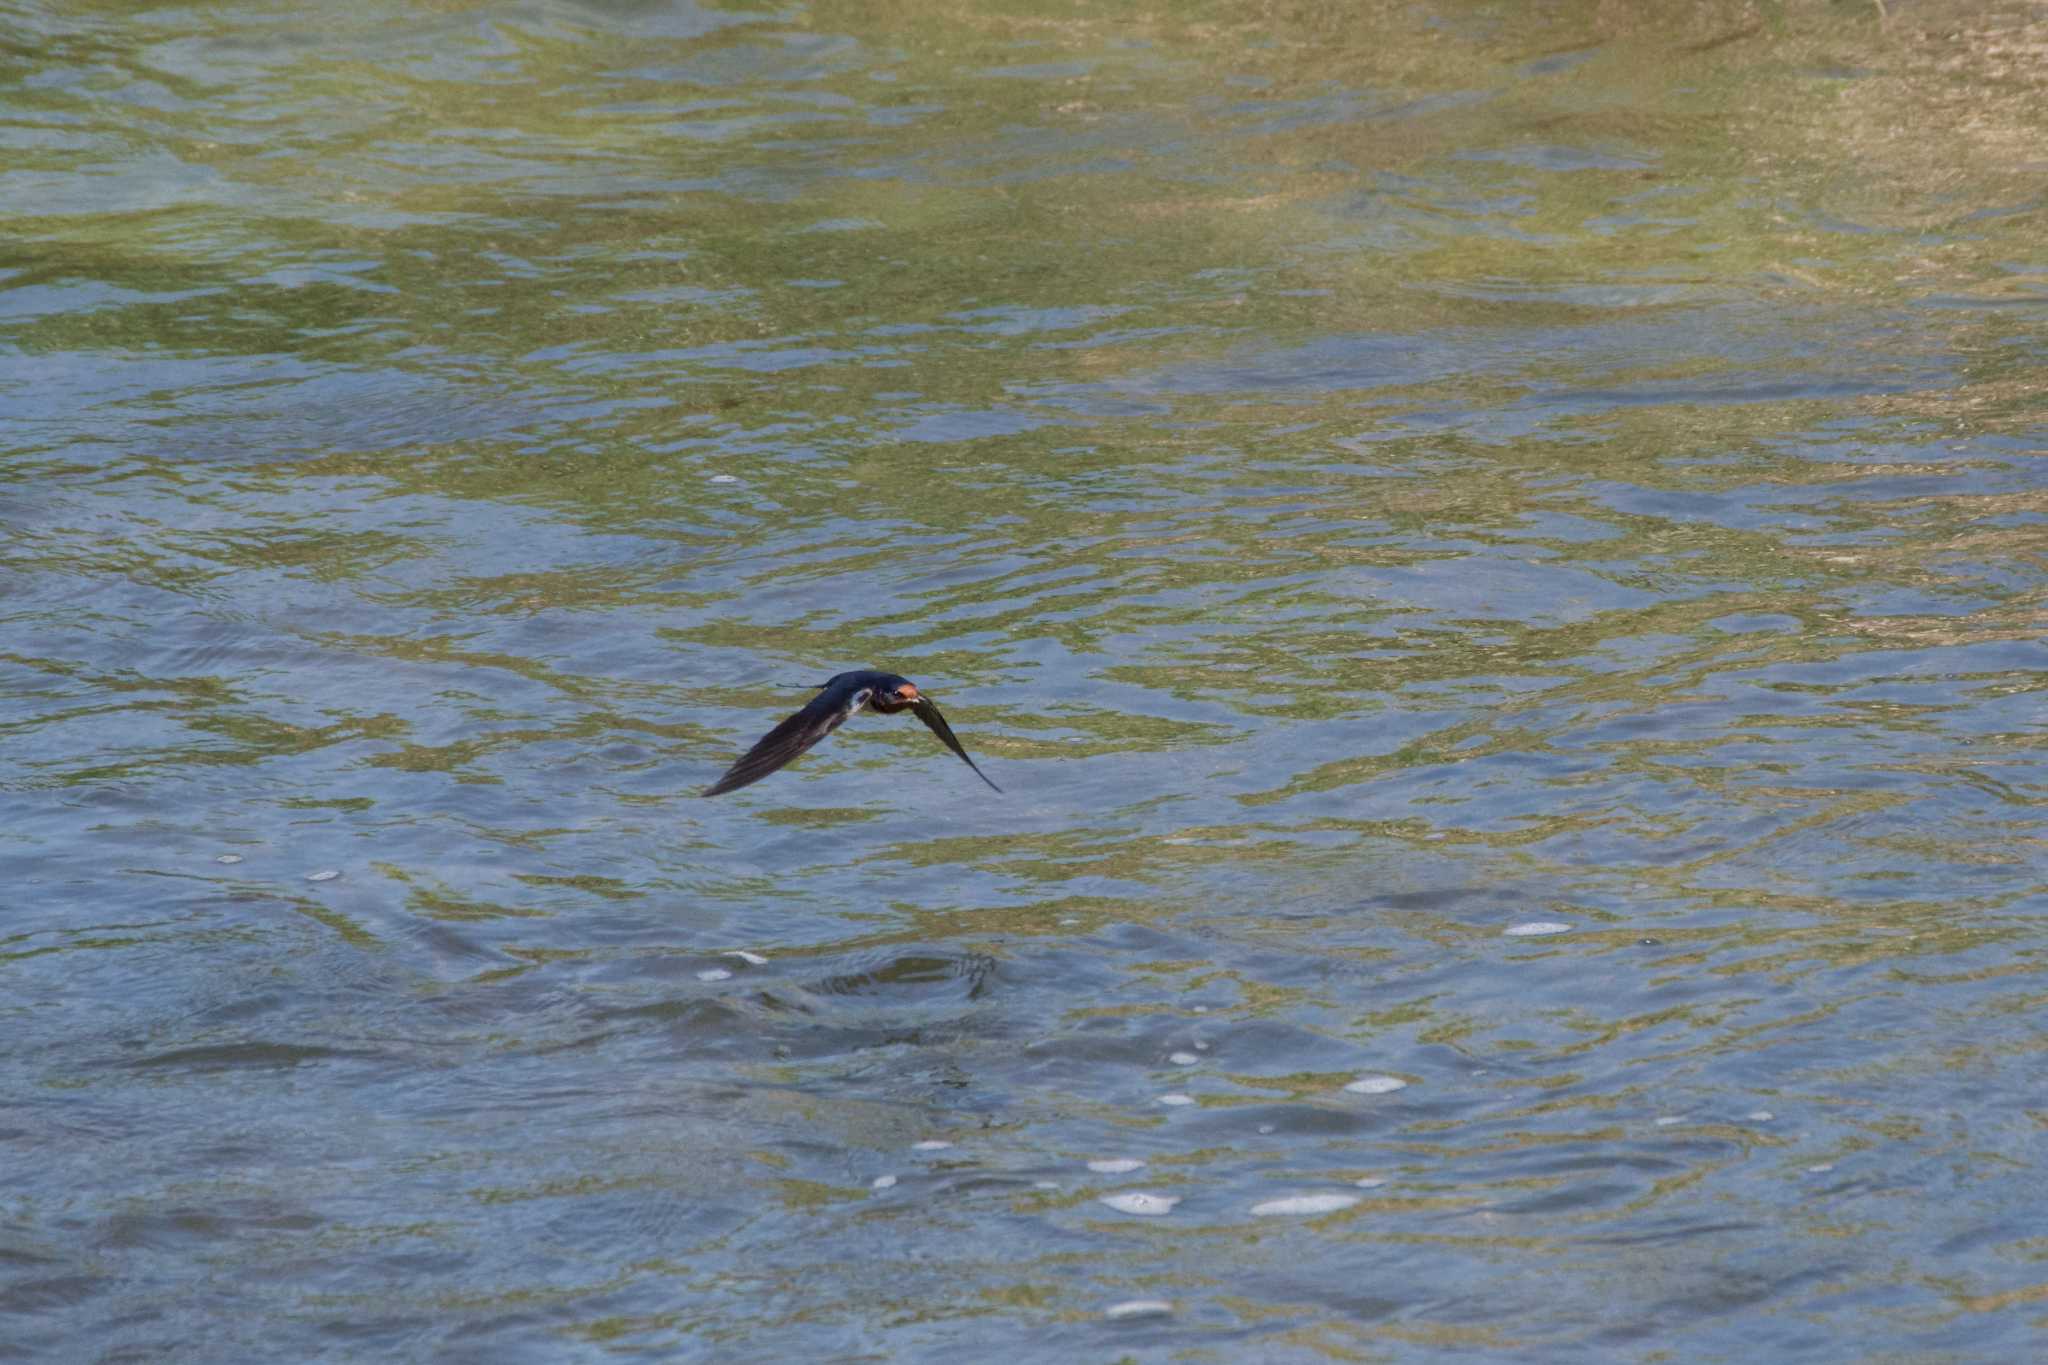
1193,1040,1210,1050
1087,1158,1145,1174
1098,1191,1179,1216
1251,1193,1360,1217
1504,921,1572,937
1806,1163,1835,1174
912,1140,954,1152
1353,1176,1386,1189
695,968,732,982
305,869,340,883
871,1174,897,1189
1156,1093,1195,1107
1104,1299,1173,1319
1748,1110,1775,1122
708,474,739,483
1168,1051,1199,1066
726,950,769,965
215,854,243,865
1654,1116,1683,1127
1344,1075,1408,1095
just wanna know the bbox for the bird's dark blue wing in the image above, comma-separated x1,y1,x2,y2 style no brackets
909,697,1002,793
702,688,865,796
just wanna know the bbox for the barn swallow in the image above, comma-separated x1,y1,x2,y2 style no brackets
701,670,1002,797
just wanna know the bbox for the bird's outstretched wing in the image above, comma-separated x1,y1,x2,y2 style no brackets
909,696,1002,793
702,688,867,796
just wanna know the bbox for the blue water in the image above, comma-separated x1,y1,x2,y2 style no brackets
4,0,2046,1358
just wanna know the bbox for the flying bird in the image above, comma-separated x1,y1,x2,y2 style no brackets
701,669,1002,797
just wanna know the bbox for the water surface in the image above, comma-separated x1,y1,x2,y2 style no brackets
4,0,2046,1358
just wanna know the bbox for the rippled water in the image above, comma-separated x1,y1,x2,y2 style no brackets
5,0,2046,1358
